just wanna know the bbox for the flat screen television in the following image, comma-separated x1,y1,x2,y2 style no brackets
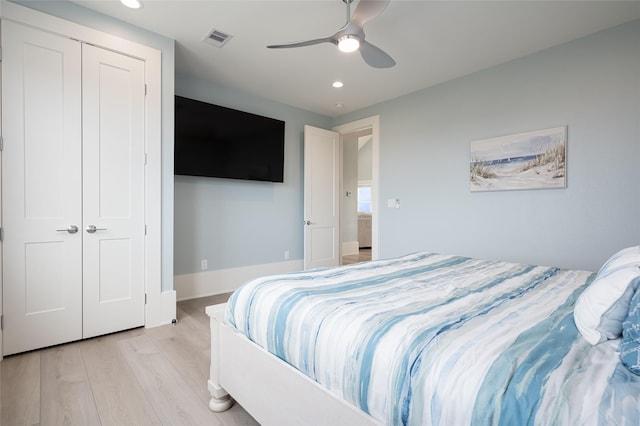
174,96,285,182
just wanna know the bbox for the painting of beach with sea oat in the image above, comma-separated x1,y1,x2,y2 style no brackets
470,126,567,192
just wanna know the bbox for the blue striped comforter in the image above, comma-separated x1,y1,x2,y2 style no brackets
225,252,640,425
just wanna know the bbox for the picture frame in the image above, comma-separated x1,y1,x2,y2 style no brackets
470,126,567,192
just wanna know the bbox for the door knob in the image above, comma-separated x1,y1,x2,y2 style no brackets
56,225,79,234
304,220,312,225
86,224,107,234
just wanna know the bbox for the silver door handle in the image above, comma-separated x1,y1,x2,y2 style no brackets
86,224,107,234
56,225,78,234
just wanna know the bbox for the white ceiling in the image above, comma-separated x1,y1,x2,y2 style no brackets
71,0,640,117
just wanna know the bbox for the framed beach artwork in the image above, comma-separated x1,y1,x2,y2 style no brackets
470,126,567,192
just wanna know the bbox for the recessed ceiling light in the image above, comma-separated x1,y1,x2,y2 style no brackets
335,103,344,108
121,0,143,9
332,81,344,88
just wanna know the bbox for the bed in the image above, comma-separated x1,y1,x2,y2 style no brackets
207,248,640,425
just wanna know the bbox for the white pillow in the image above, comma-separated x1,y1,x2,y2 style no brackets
574,246,640,345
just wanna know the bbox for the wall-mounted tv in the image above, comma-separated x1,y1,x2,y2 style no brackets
174,95,285,182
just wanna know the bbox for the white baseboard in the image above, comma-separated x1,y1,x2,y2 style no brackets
175,260,304,301
343,241,359,256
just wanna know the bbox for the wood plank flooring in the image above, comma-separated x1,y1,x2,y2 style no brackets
1,294,259,426
342,248,372,265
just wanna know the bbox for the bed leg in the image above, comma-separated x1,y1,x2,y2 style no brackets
206,303,234,413
208,378,234,412
209,393,234,412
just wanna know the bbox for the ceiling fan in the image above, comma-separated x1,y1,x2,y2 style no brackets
267,0,396,69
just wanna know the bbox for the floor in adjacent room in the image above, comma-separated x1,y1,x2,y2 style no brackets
0,294,259,426
342,248,372,265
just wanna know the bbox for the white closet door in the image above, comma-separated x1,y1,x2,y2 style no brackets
2,22,83,355
81,44,146,338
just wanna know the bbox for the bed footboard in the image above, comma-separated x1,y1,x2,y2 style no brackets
205,303,234,412
206,303,381,425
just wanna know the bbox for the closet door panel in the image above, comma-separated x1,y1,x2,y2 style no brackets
81,44,146,338
2,22,83,355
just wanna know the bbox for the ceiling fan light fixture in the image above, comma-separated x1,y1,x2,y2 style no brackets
338,35,360,53
266,0,394,68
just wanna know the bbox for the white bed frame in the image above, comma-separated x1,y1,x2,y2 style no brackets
206,303,381,426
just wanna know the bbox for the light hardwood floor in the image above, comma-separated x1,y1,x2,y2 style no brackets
1,294,259,426
342,248,372,265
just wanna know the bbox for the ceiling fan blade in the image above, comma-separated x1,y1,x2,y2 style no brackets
351,0,391,28
267,37,334,49
359,40,396,68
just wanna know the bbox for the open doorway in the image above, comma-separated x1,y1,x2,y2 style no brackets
341,130,373,265
333,116,379,264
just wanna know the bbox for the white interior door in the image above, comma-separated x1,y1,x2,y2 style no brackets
303,125,340,270
2,21,83,355
81,44,146,338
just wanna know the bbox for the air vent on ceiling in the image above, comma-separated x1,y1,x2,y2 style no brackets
203,27,233,48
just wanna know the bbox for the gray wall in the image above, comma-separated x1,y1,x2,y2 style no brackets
174,75,331,274
359,139,373,182
14,1,176,291
334,19,640,272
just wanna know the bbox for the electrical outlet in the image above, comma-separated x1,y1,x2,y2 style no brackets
284,250,290,260
201,259,208,270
